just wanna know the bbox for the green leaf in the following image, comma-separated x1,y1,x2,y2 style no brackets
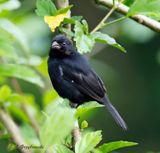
0,19,29,54
0,0,21,12
97,141,138,153
40,106,75,150
0,64,44,87
35,0,57,17
74,21,95,54
7,105,29,122
59,27,74,38
0,41,17,59
92,32,126,53
72,16,83,22
124,0,135,6
63,16,83,24
54,144,74,153
0,85,12,102
43,90,59,107
127,0,160,20
82,20,89,34
76,101,104,117
75,131,102,153
56,5,73,15
20,124,40,145
7,94,37,107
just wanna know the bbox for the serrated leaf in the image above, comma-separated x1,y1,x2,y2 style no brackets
53,144,74,153
35,0,57,17
75,131,102,153
0,64,44,87
97,141,138,153
127,0,160,20
44,13,67,32
74,21,95,54
40,107,75,150
76,101,104,118
92,32,126,53
0,85,12,102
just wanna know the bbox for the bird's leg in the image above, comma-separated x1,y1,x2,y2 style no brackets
69,102,81,150
69,102,78,108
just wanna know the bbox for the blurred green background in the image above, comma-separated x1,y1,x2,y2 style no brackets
0,0,160,153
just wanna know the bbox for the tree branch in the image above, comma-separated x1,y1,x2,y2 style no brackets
0,108,32,153
72,120,81,148
95,0,160,32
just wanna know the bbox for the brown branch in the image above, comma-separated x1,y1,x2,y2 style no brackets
0,108,32,153
11,79,40,137
56,0,71,30
95,0,160,32
72,120,81,149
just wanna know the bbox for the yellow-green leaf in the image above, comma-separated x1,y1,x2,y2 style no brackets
97,141,138,153
44,13,67,32
75,131,102,153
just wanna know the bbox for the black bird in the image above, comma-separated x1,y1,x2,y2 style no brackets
48,34,127,130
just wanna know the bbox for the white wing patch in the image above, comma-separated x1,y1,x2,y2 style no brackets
59,66,63,76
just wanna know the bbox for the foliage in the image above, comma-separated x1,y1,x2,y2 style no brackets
40,106,75,150
128,0,160,20
0,0,159,153
35,0,126,54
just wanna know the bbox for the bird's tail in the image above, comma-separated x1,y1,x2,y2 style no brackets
102,96,127,130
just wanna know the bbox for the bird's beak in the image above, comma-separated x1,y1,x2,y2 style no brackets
52,41,61,49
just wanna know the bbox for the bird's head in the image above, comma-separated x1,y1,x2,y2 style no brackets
49,35,75,57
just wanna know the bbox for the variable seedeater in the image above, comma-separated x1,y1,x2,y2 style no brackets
48,34,127,130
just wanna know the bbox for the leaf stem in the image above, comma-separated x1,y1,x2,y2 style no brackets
0,108,32,153
102,16,127,28
96,0,160,32
91,0,124,33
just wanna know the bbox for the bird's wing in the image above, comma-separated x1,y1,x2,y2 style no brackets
62,65,106,102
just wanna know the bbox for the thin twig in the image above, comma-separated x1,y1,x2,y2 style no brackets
0,108,32,153
95,0,160,32
91,0,123,33
102,16,127,27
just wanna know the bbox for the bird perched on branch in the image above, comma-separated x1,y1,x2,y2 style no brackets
48,34,127,130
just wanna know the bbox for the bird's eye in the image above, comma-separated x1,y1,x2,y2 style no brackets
62,42,66,46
